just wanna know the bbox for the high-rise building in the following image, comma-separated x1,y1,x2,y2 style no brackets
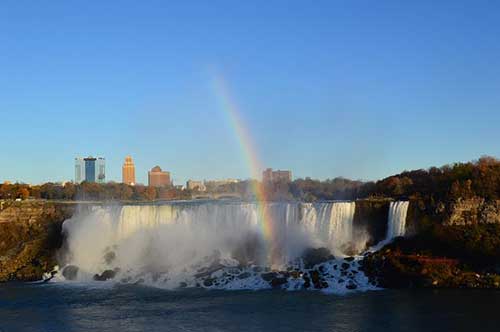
75,157,85,183
262,168,292,183
84,157,97,182
80,156,106,183
96,157,106,184
148,166,171,187
122,156,136,185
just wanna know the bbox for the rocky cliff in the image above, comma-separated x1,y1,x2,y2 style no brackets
0,201,75,281
353,199,390,246
447,198,500,225
362,197,500,289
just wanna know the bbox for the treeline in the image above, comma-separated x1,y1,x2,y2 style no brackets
0,182,190,201
369,156,500,202
263,156,500,202
263,177,371,201
2,156,499,202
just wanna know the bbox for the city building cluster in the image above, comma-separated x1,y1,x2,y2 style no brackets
74,155,292,189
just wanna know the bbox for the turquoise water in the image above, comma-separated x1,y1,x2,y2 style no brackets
1,284,499,332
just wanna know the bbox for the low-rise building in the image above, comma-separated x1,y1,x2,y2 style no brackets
262,168,292,183
204,179,239,191
186,180,206,191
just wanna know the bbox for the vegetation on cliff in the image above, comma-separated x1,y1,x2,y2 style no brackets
369,156,500,202
0,182,191,201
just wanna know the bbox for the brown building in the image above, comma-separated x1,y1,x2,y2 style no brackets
122,156,136,185
262,168,273,183
262,168,292,183
148,166,171,188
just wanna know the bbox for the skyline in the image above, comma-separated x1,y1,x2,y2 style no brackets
1,1,500,185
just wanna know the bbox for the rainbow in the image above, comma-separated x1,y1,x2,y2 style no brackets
212,74,276,255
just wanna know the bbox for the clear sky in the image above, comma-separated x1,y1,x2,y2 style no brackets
1,0,499,185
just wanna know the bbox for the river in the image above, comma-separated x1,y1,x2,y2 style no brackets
1,283,499,332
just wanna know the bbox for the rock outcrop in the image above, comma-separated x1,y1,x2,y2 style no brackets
0,201,75,281
447,198,500,225
362,245,500,289
353,199,390,246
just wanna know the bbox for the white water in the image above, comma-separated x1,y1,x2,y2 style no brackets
56,201,373,291
386,201,409,239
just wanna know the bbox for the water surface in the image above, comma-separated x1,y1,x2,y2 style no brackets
1,284,499,332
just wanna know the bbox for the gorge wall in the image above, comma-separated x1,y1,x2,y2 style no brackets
1,198,499,285
0,201,75,281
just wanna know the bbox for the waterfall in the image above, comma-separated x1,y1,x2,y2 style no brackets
57,201,375,291
328,202,355,251
386,201,409,240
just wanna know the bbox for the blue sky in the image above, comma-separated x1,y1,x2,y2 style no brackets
1,0,499,185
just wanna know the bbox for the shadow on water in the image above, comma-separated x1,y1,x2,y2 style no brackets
1,283,500,332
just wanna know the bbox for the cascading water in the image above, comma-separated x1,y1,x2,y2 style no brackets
386,201,409,240
55,201,374,293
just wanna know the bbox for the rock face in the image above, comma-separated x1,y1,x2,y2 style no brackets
353,199,390,246
447,198,500,225
0,201,75,281
405,197,500,229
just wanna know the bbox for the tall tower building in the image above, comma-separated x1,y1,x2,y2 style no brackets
122,156,136,185
84,157,97,182
75,157,85,183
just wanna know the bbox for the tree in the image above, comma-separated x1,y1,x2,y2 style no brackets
18,187,30,200
145,186,157,200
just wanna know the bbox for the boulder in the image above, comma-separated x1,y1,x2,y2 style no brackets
302,275,311,288
302,247,334,269
310,270,321,288
261,272,277,282
93,269,118,281
270,277,288,288
62,265,79,280
346,281,357,290
237,272,251,279
203,278,215,287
